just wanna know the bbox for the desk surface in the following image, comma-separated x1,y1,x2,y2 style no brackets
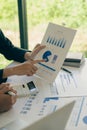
0,60,87,129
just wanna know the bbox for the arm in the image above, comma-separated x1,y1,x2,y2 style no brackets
0,61,38,83
2,59,44,80
0,30,46,83
0,29,30,62
0,30,46,62
0,29,30,83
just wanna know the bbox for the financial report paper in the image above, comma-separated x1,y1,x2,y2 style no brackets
35,22,76,83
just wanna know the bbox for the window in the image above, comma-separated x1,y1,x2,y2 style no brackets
27,0,87,57
0,0,20,68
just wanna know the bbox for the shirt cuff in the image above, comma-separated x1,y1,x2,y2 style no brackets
0,69,7,84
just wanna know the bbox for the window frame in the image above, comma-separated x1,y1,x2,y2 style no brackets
17,0,28,49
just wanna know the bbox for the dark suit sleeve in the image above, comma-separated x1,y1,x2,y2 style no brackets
0,29,29,83
0,29,28,62
0,69,7,84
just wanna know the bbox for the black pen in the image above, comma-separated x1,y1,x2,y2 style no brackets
61,67,72,75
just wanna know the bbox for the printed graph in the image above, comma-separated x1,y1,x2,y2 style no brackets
46,36,66,48
83,116,87,124
38,97,59,116
38,49,58,71
42,50,52,62
43,97,59,103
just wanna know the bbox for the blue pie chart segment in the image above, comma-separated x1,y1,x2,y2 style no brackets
83,116,87,124
42,50,52,62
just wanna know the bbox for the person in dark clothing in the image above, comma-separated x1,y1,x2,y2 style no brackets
0,29,45,112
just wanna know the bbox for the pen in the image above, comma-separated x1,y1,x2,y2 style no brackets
61,67,72,75
7,91,16,96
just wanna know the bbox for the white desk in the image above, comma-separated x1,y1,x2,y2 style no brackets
0,60,87,129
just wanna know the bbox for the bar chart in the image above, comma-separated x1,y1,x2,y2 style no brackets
46,36,66,48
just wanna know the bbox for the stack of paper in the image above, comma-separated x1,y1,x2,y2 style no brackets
63,52,85,67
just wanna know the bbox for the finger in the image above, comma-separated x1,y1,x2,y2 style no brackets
31,68,37,73
10,88,17,94
31,65,38,71
0,83,10,90
31,45,46,58
33,45,46,54
33,44,40,49
0,86,11,94
11,95,17,104
32,59,45,64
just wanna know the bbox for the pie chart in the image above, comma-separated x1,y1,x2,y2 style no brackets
42,50,52,62
83,116,87,124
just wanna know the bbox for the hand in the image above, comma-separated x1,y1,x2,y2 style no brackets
0,83,17,94
3,59,45,78
24,44,46,60
12,59,45,76
0,83,17,113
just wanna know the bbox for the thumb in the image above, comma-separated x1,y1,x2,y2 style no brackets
32,59,45,64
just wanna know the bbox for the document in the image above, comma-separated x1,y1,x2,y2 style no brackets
35,22,76,83
0,73,73,128
66,97,87,129
55,60,87,97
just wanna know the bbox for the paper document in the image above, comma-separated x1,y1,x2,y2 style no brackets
22,101,75,130
35,22,76,83
66,97,87,129
55,60,87,97
0,73,74,128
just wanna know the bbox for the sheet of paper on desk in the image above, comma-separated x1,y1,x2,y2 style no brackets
0,74,74,128
35,22,76,83
0,100,23,128
54,60,87,97
65,97,87,129
18,93,74,125
8,60,87,97
2,73,87,129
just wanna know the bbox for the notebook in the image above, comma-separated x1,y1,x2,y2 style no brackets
63,52,85,67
